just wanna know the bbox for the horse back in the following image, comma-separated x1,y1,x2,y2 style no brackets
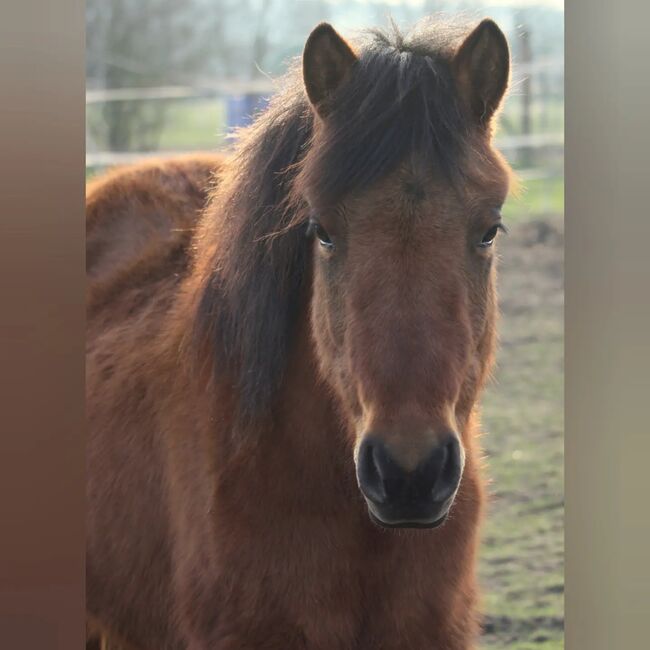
86,153,223,314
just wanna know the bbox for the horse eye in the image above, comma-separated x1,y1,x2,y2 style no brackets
312,222,334,251
478,224,503,248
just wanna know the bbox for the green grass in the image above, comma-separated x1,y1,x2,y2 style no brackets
503,176,564,222
156,99,227,150
86,98,228,154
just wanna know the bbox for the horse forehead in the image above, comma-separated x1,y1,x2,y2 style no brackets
347,172,467,236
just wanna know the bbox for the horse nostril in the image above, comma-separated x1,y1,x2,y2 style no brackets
429,435,463,503
357,439,382,503
356,438,393,504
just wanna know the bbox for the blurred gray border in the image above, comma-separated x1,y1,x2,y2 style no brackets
566,0,650,648
1,1,650,648
0,1,85,648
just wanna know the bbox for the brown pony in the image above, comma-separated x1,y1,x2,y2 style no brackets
87,17,512,650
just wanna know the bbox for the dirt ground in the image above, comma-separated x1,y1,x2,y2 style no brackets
479,215,564,649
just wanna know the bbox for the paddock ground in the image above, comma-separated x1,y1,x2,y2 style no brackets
480,214,564,649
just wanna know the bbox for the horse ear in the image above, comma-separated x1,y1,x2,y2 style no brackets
453,19,510,125
303,23,358,118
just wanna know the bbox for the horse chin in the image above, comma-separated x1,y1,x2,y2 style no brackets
366,505,450,530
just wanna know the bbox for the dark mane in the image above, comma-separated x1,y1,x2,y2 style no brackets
192,17,475,426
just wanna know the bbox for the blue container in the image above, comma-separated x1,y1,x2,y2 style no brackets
226,94,270,129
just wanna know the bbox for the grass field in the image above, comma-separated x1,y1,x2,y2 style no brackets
479,215,564,648
157,100,228,150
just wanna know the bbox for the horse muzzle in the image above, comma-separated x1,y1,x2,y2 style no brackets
355,433,464,529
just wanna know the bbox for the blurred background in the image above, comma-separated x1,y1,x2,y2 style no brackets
86,1,564,648
86,0,563,222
